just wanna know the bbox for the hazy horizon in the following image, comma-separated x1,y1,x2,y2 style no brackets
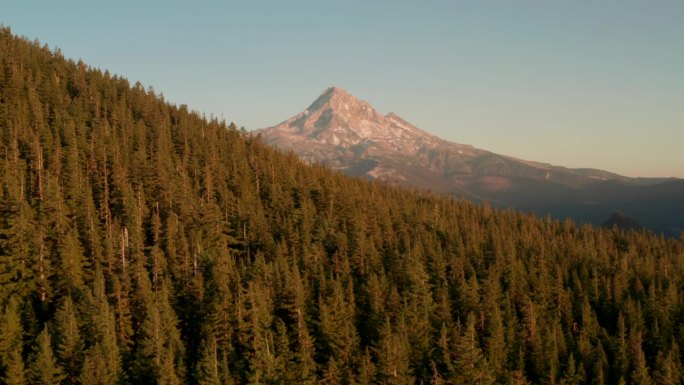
3,1,683,178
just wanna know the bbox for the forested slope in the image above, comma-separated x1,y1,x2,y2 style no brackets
1,28,683,385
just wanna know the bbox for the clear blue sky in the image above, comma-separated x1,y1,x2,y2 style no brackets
3,1,683,177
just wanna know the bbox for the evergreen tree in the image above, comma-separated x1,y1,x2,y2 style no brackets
29,326,66,385
453,313,495,385
0,297,27,385
653,344,681,385
54,296,83,385
196,335,223,385
0,187,39,302
80,270,120,385
374,317,413,385
559,354,585,385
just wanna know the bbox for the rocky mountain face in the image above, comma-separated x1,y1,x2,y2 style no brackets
255,87,684,236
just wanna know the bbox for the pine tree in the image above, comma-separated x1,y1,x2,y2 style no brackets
0,186,39,302
79,349,103,385
131,267,184,383
55,229,85,297
357,348,376,385
630,330,653,385
453,313,494,385
80,269,120,385
54,296,83,385
0,296,27,385
196,335,222,385
317,278,359,380
484,303,506,378
559,354,584,385
653,343,681,385
374,317,413,385
29,326,66,385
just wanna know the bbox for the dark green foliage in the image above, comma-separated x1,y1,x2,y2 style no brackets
0,27,683,384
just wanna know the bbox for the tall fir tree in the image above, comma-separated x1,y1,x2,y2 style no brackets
29,326,66,385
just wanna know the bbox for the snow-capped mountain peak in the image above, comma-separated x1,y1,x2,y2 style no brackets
257,86,460,158
253,87,627,189
307,86,376,117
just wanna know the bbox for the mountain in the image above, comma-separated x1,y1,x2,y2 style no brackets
256,87,628,187
256,87,683,236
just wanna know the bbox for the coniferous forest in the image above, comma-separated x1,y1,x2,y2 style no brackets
2,28,684,385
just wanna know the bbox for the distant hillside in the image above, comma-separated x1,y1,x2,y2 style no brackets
1,27,684,385
602,211,644,231
256,87,683,236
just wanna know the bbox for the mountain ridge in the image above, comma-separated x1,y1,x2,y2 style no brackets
255,86,683,235
255,86,643,189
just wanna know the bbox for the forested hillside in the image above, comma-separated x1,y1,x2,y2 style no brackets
1,27,683,385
